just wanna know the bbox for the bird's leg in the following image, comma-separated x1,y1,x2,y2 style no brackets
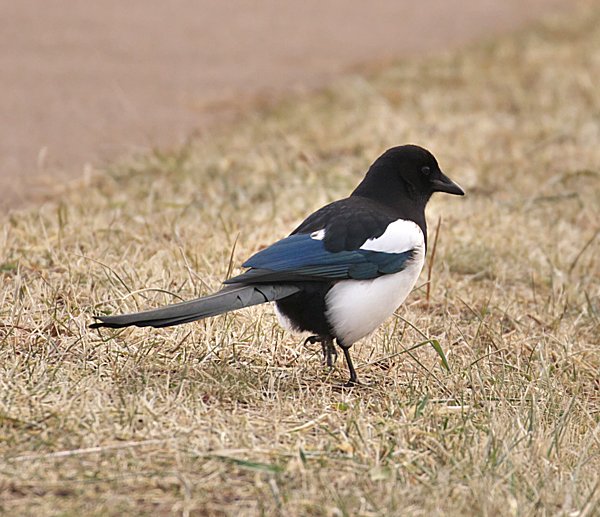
339,343,359,386
323,338,337,367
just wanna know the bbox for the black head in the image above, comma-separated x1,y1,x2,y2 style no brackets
352,145,464,208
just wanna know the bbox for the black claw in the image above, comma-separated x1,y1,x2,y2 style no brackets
304,335,320,346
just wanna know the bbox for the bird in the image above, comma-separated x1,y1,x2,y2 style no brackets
91,144,464,385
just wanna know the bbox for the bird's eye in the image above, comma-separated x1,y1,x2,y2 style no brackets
422,166,431,176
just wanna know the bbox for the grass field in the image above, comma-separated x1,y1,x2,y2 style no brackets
1,5,599,516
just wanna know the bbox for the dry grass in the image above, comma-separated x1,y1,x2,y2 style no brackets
1,5,600,516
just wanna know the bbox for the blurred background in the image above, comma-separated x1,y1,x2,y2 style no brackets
1,0,568,211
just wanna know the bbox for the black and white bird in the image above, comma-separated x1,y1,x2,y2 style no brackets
91,145,464,384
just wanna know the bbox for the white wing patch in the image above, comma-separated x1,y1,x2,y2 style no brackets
360,219,424,253
310,229,326,240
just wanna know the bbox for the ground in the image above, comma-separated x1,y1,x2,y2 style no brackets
1,4,599,516
1,0,568,210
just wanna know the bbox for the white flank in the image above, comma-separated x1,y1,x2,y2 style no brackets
326,221,425,346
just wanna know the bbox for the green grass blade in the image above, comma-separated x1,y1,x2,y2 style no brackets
428,339,451,372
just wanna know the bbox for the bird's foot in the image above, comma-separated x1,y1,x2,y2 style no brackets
304,335,337,367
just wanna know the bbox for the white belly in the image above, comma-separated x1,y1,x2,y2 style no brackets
324,250,424,346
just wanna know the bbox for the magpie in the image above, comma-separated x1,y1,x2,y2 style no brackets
91,145,464,384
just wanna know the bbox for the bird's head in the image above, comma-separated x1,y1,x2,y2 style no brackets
353,145,464,208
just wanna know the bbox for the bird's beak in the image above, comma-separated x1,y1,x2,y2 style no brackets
431,171,465,196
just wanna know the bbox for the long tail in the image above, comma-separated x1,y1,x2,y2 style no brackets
90,284,300,329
